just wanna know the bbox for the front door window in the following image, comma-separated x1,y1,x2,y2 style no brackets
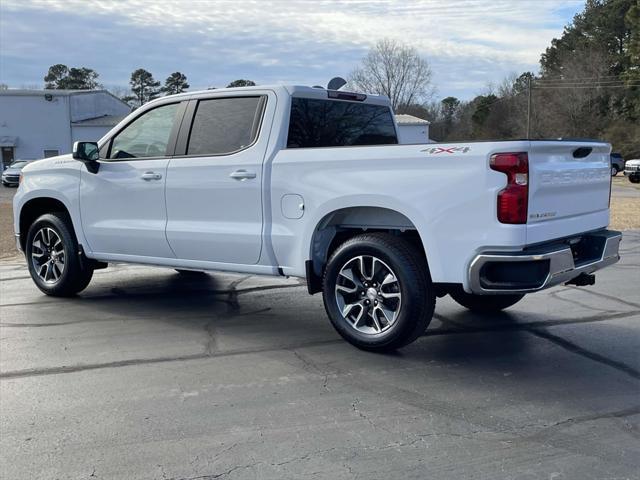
109,103,179,159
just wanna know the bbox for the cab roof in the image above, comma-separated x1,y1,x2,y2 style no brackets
157,85,392,107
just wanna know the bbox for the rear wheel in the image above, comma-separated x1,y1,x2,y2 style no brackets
449,286,524,313
322,233,435,351
26,213,93,296
611,165,620,176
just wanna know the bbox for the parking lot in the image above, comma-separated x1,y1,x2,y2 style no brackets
1,230,639,479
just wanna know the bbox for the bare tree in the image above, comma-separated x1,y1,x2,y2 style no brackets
534,45,611,138
349,39,434,111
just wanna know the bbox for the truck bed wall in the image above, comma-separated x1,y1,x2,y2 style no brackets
269,142,534,286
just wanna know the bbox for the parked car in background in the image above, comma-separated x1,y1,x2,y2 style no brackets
624,158,640,183
2,160,31,187
610,153,624,176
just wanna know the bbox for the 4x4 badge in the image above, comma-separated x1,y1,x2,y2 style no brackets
421,146,471,154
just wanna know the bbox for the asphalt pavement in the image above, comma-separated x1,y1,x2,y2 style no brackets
1,232,639,480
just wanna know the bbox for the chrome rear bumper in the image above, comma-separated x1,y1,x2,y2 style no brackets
468,229,622,294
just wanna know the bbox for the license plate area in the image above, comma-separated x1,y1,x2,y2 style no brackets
568,235,606,267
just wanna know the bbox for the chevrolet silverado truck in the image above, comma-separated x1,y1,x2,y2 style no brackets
13,85,622,351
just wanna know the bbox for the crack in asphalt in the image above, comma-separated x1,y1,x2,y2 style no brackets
292,350,332,393
1,266,638,384
202,276,251,356
161,405,640,480
2,310,638,380
0,339,344,380
2,303,635,330
430,309,638,335
542,405,640,428
565,285,640,310
548,290,618,313
0,282,305,309
435,315,640,381
526,328,640,380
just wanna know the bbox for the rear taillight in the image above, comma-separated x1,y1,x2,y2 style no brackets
490,152,528,224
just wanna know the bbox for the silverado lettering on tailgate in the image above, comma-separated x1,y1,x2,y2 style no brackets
539,167,609,186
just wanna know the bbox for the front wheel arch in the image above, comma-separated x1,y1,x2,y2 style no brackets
19,197,72,251
25,212,94,296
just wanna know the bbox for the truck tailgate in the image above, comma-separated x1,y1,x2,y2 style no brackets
526,141,611,244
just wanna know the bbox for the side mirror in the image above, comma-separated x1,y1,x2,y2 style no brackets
72,141,100,173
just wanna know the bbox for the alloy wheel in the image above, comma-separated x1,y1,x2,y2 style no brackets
334,255,402,335
31,227,66,284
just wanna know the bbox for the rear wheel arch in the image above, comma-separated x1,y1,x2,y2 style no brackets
307,206,430,292
321,231,435,350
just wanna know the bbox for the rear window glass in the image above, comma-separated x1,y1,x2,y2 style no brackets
287,97,397,148
187,97,263,156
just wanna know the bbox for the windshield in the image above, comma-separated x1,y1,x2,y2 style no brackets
10,161,28,169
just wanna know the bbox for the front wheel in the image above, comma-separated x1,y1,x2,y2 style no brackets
611,165,620,176
449,287,524,313
629,174,640,184
25,213,93,296
322,233,435,352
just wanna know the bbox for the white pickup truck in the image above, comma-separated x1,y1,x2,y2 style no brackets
13,85,622,351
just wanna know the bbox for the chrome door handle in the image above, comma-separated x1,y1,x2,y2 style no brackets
229,169,257,180
141,172,162,181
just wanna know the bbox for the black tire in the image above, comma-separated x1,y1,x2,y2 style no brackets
449,286,524,313
322,233,435,352
629,175,640,184
611,165,620,176
25,212,93,296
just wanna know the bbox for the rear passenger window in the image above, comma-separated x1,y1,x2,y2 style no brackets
287,97,397,148
187,97,264,156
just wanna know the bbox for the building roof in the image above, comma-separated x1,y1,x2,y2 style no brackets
0,89,111,97
0,88,125,97
72,114,128,127
394,114,431,125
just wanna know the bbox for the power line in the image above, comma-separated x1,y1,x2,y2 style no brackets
534,80,635,85
533,84,640,89
534,75,624,82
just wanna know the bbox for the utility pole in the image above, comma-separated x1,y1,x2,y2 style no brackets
526,75,532,139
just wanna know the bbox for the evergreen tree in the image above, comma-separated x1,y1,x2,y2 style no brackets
162,72,189,95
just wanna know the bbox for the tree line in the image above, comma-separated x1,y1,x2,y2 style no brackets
349,0,638,158
40,0,638,157
43,64,256,108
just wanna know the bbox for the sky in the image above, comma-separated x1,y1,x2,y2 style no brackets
0,0,585,100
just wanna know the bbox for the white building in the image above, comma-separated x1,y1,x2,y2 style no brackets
394,114,433,144
0,89,130,168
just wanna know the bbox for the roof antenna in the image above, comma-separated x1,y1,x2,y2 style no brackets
327,77,347,90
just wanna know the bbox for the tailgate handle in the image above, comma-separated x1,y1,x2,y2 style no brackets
573,147,592,159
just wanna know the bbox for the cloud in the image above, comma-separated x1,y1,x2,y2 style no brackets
0,0,584,99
